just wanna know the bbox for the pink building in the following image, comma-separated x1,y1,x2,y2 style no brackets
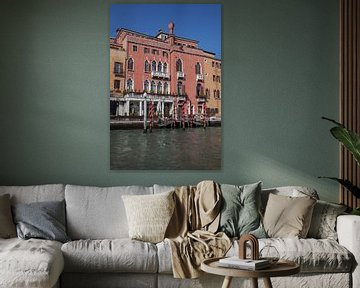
110,22,221,121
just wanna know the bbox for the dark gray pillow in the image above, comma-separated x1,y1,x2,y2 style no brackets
12,200,70,243
218,182,266,238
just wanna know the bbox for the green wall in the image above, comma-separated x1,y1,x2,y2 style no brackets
0,0,340,202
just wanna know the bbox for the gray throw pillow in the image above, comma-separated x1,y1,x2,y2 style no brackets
218,182,266,238
307,200,347,240
12,200,70,243
0,194,17,238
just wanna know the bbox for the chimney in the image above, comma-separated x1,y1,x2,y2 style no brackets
168,22,175,35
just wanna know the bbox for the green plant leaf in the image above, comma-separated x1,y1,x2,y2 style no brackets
330,127,360,165
322,117,360,165
318,177,360,198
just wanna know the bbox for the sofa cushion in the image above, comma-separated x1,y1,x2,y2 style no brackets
65,185,153,239
12,200,70,243
122,191,175,243
263,193,316,238
261,186,319,213
158,237,353,274
0,238,64,288
231,238,353,273
0,194,16,238
61,239,158,273
218,182,266,238
307,200,347,240
0,184,65,204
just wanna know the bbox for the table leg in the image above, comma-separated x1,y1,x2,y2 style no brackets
251,278,258,288
221,276,233,288
263,277,273,288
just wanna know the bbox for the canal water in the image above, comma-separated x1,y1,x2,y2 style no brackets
110,127,221,170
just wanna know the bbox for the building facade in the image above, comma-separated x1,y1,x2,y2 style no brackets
110,22,221,121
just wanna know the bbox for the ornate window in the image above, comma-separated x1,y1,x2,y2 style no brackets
152,61,157,72
144,60,150,72
157,82,162,94
177,81,184,95
144,80,149,92
127,58,134,71
151,81,156,92
126,79,133,91
195,62,201,74
158,62,162,72
164,82,169,94
176,59,183,72
196,83,203,96
163,63,168,73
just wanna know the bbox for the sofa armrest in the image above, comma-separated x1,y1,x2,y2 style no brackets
337,215,360,288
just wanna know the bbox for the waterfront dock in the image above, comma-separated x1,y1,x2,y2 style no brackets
110,117,221,130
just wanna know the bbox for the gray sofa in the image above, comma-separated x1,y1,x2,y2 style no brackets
0,184,359,288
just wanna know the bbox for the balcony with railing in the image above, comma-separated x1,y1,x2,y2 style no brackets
196,95,207,103
151,71,170,79
177,71,185,79
196,74,204,81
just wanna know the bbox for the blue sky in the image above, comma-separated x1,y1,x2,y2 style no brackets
110,4,222,58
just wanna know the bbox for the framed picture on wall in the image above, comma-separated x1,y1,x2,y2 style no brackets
109,4,222,170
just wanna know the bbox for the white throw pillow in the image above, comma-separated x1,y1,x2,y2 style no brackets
122,191,175,243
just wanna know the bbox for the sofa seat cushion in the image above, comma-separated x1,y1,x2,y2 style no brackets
229,238,354,273
61,239,158,273
0,238,64,288
157,238,353,274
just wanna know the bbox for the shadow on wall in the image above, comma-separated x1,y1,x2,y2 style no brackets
236,150,338,203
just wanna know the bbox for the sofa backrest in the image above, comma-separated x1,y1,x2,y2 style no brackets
0,184,65,204
65,184,154,240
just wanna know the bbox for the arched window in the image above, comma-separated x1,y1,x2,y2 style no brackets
144,80,149,92
195,62,201,74
164,82,169,94
177,81,184,95
158,62,162,72
127,58,134,71
157,82,162,94
152,61,157,72
196,83,203,96
151,81,156,92
163,63,168,73
144,60,150,72
176,59,183,72
213,90,217,98
126,79,133,91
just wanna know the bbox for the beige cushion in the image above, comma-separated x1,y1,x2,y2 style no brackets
263,193,316,238
122,191,175,243
0,194,16,238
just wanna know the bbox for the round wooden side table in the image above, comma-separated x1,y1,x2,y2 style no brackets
201,257,300,288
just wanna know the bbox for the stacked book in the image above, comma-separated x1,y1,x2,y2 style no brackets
218,257,271,270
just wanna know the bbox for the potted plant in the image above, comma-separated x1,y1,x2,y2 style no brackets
320,117,360,215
